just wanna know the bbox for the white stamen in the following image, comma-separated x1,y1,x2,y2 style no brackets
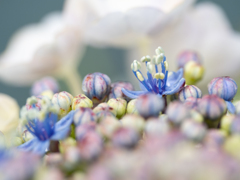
155,47,165,55
147,62,154,73
152,56,156,64
156,53,164,64
140,56,151,63
131,60,141,71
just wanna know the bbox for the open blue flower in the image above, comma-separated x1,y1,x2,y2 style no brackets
18,107,75,155
122,47,185,99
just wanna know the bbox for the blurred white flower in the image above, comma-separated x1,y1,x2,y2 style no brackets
0,93,19,135
65,0,240,93
0,12,83,95
64,0,195,47
148,2,240,92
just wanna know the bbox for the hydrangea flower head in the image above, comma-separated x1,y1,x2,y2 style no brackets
122,47,185,99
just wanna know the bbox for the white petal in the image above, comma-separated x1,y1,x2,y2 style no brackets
76,0,195,46
0,12,83,85
0,94,19,134
149,2,240,92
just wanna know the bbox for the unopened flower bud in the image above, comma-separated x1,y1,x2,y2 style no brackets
166,101,190,126
72,94,93,110
82,72,111,106
208,76,237,101
107,98,127,119
112,127,139,148
73,108,97,126
126,99,138,114
136,94,164,118
109,82,134,101
31,76,59,96
180,119,206,142
177,51,202,69
52,91,73,116
178,85,202,102
197,95,226,128
184,61,204,85
121,114,145,133
93,103,116,122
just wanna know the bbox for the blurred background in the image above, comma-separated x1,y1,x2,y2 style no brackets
0,0,239,106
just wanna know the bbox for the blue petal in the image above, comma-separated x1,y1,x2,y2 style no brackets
167,69,183,87
18,138,38,152
32,140,50,155
163,78,185,95
226,101,236,114
55,110,75,129
139,81,147,91
51,110,75,140
51,124,71,140
122,88,147,99
18,138,49,155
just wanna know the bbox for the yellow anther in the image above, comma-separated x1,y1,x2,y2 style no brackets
136,72,144,81
155,73,165,80
164,61,169,71
140,55,151,63
147,62,154,73
155,47,165,55
131,60,141,71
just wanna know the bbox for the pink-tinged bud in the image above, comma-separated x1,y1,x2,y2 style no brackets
166,101,190,126
75,122,96,141
77,131,102,161
82,72,111,105
31,76,59,96
73,108,97,126
136,93,164,118
183,97,199,110
204,130,226,148
109,82,134,101
197,95,227,128
208,76,237,101
93,103,116,122
52,91,73,116
180,119,206,142
145,118,170,136
177,51,202,69
97,116,121,138
121,114,145,133
112,127,139,148
178,85,202,102
72,94,93,109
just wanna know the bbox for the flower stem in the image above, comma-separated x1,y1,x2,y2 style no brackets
57,65,83,96
163,95,167,113
49,140,59,153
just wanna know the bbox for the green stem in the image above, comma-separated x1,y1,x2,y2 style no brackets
58,65,83,96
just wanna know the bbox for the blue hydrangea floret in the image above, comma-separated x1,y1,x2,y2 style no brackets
18,99,74,155
122,47,185,99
